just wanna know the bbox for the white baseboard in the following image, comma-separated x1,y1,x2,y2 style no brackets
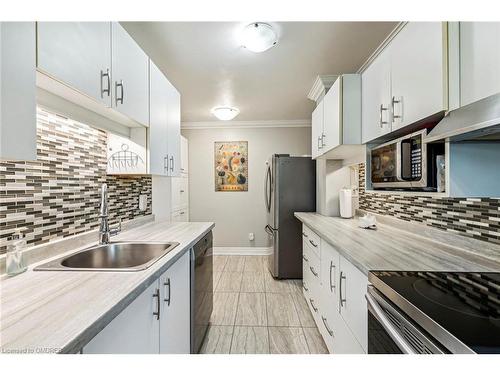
213,247,273,256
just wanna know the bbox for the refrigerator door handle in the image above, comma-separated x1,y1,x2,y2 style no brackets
264,165,272,212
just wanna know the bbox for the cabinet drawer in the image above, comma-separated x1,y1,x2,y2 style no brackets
302,225,321,258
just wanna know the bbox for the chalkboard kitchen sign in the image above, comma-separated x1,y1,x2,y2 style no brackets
214,141,248,192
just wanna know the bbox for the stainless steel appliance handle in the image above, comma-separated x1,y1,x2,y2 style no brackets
365,290,416,354
340,271,346,307
264,166,271,211
163,278,171,306
321,315,334,337
153,288,160,320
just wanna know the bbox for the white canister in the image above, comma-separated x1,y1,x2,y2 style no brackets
339,188,354,218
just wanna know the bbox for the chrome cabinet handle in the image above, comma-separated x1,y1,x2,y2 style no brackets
317,136,322,150
302,254,309,262
170,156,174,172
340,271,346,307
180,189,185,193
115,80,124,105
309,298,318,312
153,288,160,320
100,69,111,98
302,232,308,238
379,104,388,128
164,278,171,306
329,261,336,292
308,239,318,248
321,315,334,337
309,266,318,277
164,156,169,173
321,133,326,147
303,282,309,292
391,96,402,122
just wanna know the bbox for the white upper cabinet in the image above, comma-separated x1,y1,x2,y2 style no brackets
362,50,392,143
111,22,149,126
390,22,446,131
166,80,181,177
460,22,500,106
149,60,169,176
362,22,447,142
37,22,112,107
312,75,362,159
159,251,191,354
311,99,324,159
0,22,36,161
322,78,341,153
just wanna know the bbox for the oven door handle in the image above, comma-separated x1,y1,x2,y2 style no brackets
365,290,416,354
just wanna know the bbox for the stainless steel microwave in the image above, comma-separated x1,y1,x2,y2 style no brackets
370,129,427,189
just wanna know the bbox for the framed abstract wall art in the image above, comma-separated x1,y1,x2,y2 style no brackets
214,141,248,192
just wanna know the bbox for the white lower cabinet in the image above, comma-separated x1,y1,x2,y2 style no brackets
302,224,368,354
159,251,191,353
82,251,191,354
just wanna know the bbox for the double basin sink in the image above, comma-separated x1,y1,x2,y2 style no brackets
34,242,179,272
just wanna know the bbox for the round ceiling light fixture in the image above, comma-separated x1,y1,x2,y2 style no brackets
239,22,278,53
211,106,240,121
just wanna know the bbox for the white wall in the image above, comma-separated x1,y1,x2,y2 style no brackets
182,126,311,248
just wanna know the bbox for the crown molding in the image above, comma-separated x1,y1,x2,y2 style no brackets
357,22,407,74
307,74,339,103
181,119,311,130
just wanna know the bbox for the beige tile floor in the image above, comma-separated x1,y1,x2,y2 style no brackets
200,255,328,354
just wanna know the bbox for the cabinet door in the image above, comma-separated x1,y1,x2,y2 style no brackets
332,312,365,354
0,22,36,161
311,100,324,159
460,22,500,106
149,60,169,175
180,135,189,174
37,22,112,107
339,255,368,352
82,281,160,353
361,50,391,143
166,81,181,176
390,22,446,130
322,78,341,153
159,251,191,353
111,22,149,126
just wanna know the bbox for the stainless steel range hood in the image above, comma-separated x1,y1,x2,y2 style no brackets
426,93,500,142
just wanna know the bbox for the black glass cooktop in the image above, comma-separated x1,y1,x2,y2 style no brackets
370,271,500,354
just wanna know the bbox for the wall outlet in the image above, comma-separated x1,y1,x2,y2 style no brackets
138,194,147,211
248,232,255,241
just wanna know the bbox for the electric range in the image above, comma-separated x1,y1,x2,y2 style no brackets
367,271,500,354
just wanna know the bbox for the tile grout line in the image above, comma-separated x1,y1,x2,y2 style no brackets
228,256,246,353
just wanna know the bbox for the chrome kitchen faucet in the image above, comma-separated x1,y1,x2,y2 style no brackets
99,183,121,244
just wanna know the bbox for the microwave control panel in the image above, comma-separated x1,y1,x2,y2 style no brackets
411,147,422,179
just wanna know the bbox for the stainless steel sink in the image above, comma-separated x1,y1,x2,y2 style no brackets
34,241,180,272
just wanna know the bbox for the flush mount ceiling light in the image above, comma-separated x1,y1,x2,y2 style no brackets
211,106,240,121
239,22,278,53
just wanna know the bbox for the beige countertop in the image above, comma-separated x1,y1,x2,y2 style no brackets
295,212,500,275
0,220,214,354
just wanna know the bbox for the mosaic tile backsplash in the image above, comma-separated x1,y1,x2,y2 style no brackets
358,163,500,245
0,109,152,254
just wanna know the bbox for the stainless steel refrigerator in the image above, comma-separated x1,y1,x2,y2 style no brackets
264,154,316,279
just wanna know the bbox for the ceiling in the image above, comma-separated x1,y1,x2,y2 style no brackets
122,22,398,124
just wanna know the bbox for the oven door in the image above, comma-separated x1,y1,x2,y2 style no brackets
366,286,445,354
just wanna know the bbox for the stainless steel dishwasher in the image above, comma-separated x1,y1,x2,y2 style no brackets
191,231,213,353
